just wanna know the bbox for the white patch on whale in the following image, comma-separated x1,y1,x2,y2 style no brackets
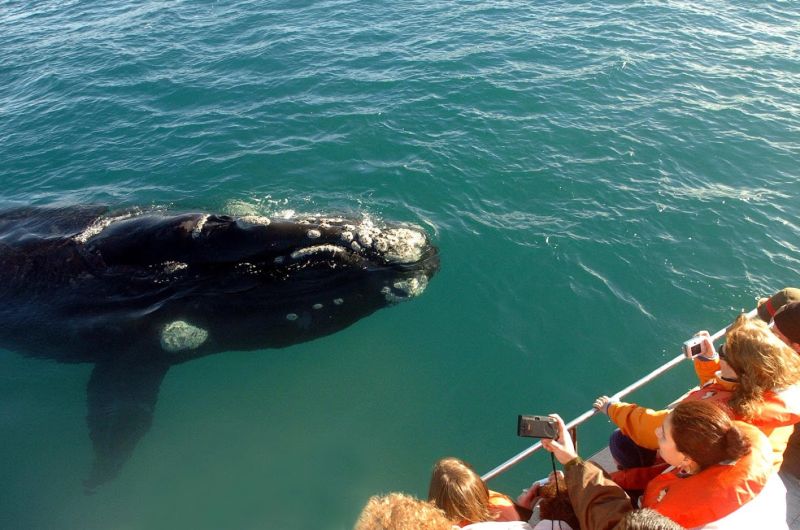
333,298,344,305
240,215,271,226
286,313,298,321
192,215,210,239
373,228,427,263
236,262,259,274
358,232,373,247
162,261,188,274
312,303,323,310
307,229,321,239
73,212,137,243
161,320,209,352
382,273,429,303
291,245,347,259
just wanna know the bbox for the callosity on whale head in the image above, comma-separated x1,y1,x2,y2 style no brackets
0,206,439,491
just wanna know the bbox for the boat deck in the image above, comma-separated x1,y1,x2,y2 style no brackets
783,472,800,529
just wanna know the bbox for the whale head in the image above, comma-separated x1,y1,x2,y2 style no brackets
81,211,440,357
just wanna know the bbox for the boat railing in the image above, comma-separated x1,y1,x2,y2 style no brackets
481,307,758,482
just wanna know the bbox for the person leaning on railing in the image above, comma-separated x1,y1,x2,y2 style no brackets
595,313,800,471
542,401,787,529
523,414,685,530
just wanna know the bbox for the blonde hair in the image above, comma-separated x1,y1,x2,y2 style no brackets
724,314,800,419
427,457,493,524
618,508,685,529
354,492,453,530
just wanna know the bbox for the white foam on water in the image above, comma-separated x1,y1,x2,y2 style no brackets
223,199,261,217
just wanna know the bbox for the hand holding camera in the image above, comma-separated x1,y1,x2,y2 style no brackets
517,415,559,439
539,414,578,465
682,331,716,359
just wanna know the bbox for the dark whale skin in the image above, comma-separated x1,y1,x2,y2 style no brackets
0,205,439,490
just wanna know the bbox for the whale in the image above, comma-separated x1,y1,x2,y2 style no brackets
0,205,439,490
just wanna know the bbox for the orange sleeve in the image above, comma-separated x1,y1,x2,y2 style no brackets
693,356,720,386
607,402,669,450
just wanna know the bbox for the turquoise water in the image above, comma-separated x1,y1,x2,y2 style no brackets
1,1,799,528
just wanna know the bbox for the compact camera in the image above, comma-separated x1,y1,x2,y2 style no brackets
517,415,558,439
682,336,703,357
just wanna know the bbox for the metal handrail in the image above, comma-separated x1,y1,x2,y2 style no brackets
481,307,759,482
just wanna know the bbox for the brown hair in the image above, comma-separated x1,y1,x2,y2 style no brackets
774,301,800,345
670,400,751,470
354,492,453,530
427,457,493,523
723,314,800,419
537,474,579,530
617,508,685,530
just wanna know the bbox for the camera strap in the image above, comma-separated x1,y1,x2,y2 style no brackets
549,452,565,530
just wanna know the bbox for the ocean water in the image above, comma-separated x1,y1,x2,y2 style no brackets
1,1,799,529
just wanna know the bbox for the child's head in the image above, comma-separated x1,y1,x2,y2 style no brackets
617,508,684,530
427,457,492,523
537,474,579,530
355,492,453,530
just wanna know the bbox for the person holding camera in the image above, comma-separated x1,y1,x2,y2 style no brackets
596,313,800,471
520,414,684,530
542,401,786,529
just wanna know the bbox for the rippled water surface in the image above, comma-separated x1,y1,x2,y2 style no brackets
2,1,799,529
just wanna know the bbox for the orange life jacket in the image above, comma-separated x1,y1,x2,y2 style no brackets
456,490,521,527
641,422,774,528
488,490,522,522
609,380,800,468
683,381,800,467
